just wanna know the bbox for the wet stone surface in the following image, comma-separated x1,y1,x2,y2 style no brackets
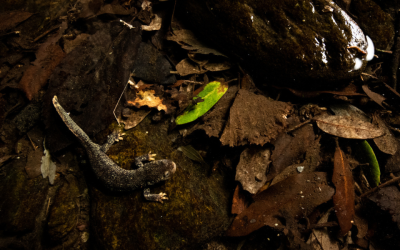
177,0,377,87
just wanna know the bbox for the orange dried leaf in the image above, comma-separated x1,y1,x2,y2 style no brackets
333,145,355,236
126,90,168,112
231,185,249,215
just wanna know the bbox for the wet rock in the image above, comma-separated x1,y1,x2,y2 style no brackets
177,0,376,87
90,118,232,250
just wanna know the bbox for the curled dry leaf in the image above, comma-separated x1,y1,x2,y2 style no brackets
226,172,335,237
333,144,355,236
235,146,271,194
315,115,384,139
126,89,168,112
142,14,162,31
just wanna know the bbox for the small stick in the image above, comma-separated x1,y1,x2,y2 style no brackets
360,175,400,198
113,80,130,125
347,46,367,54
0,31,20,38
361,72,378,79
27,134,38,150
33,25,59,42
376,49,392,54
285,119,312,133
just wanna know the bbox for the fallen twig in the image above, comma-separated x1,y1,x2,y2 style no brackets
360,175,400,198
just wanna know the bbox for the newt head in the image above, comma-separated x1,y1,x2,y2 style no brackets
145,159,177,186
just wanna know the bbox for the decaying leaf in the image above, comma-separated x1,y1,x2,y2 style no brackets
373,115,398,155
330,103,370,122
385,147,400,173
175,58,208,76
187,84,239,138
0,155,15,167
120,108,151,130
19,22,68,100
226,172,335,237
63,33,91,54
232,185,250,215
142,14,162,31
167,29,226,57
177,145,208,166
362,85,385,108
235,146,271,194
357,140,381,187
333,143,355,236
176,81,228,125
369,185,400,230
220,89,292,147
269,123,315,181
307,208,340,250
0,11,33,32
126,89,168,112
315,115,384,139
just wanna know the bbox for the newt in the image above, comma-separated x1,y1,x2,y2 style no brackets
52,96,176,203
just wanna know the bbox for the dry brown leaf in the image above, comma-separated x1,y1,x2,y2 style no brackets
362,85,385,108
19,44,66,100
307,208,340,250
231,185,249,215
120,109,151,130
369,185,400,230
333,143,355,236
167,29,226,57
19,22,67,100
226,172,335,237
373,115,398,155
63,33,91,54
175,58,208,76
220,89,292,147
235,146,271,194
126,89,168,112
315,115,384,139
0,11,33,32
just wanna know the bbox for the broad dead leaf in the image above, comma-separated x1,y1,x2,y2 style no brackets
269,123,315,181
176,58,208,76
369,186,400,230
333,144,355,236
120,108,151,130
0,11,33,32
307,208,340,250
167,29,226,57
315,115,384,139
19,22,68,100
235,146,271,194
373,115,398,155
226,172,335,237
220,89,292,147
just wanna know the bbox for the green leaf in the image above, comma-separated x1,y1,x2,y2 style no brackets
175,81,228,125
359,140,381,187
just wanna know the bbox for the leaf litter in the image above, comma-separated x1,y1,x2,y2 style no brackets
3,0,400,248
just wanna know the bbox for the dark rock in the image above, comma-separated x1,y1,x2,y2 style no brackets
90,118,232,250
352,0,395,50
47,175,80,242
12,103,41,133
0,158,48,233
132,42,177,84
177,0,376,87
